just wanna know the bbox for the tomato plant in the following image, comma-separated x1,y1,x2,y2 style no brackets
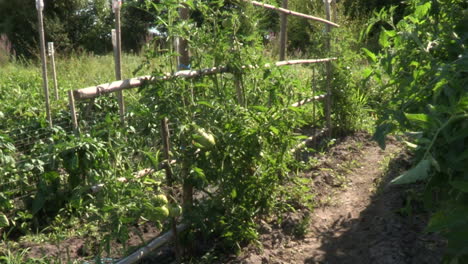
364,0,468,261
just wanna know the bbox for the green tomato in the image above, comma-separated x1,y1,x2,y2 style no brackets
151,205,169,221
193,128,216,149
152,194,168,205
168,204,182,218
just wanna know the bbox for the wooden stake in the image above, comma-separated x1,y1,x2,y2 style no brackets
113,1,125,125
177,5,193,209
160,118,181,263
324,0,332,137
177,7,190,69
234,75,245,106
48,42,59,100
68,90,78,133
331,0,337,24
279,0,288,61
312,68,317,147
36,0,52,127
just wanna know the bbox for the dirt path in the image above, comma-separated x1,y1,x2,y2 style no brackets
235,133,445,264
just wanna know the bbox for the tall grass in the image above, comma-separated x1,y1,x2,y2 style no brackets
0,52,150,127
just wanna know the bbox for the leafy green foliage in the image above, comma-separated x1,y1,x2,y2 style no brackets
138,0,320,250
365,0,468,261
0,0,372,260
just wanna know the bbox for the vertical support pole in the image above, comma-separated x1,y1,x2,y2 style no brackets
177,5,193,258
177,5,193,214
36,0,52,127
177,7,190,70
312,68,317,148
161,118,181,263
279,0,288,61
68,90,78,134
234,76,244,106
113,0,125,125
48,42,59,100
324,0,332,137
331,0,337,24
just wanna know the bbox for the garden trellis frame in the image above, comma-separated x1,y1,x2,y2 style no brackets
64,1,340,262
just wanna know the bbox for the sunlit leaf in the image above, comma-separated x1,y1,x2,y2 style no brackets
390,159,431,185
362,48,377,63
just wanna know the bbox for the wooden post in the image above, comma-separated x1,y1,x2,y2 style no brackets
176,5,193,213
160,118,181,263
113,0,125,125
331,0,337,24
177,7,190,70
36,0,52,127
48,42,59,100
68,90,78,133
324,0,332,137
279,0,288,61
234,75,244,106
312,68,317,148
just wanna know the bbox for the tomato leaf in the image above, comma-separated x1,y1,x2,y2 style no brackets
390,159,431,185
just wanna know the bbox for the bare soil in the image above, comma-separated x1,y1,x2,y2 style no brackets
18,222,161,263
232,132,445,264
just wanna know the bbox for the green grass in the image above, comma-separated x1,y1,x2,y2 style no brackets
0,52,152,132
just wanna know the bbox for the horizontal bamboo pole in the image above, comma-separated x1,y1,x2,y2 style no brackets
291,94,327,107
73,58,337,100
291,128,327,153
244,0,340,28
74,75,151,100
134,160,177,179
115,224,188,264
90,160,177,193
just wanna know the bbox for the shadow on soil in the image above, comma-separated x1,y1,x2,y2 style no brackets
304,151,446,264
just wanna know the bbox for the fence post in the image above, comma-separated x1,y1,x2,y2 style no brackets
324,0,332,137
113,0,125,125
68,90,78,134
36,0,52,127
48,42,59,100
279,0,288,61
331,0,337,24
160,118,181,262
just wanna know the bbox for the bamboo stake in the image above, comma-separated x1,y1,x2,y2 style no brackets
47,42,59,100
115,224,188,264
244,0,340,28
72,58,337,100
160,118,181,262
324,0,333,137
279,0,288,61
36,0,52,127
291,94,326,107
113,0,125,125
291,128,327,153
67,90,78,133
